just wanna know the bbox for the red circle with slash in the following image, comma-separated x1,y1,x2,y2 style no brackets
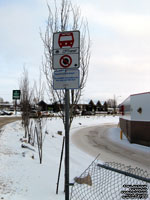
59,55,72,68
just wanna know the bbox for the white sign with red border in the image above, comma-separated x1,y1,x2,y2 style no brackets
53,31,80,69
53,31,79,49
53,54,79,69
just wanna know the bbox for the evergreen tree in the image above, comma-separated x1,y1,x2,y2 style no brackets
89,100,95,106
88,100,95,111
96,100,102,111
103,101,108,111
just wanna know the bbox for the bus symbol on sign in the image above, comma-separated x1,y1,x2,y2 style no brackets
58,32,74,48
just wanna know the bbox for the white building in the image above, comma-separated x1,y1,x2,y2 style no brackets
119,92,150,146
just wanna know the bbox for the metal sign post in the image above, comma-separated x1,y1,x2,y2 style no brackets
65,89,70,200
15,99,17,115
52,30,80,200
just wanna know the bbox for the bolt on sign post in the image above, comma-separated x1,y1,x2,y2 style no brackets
12,90,21,115
53,30,80,200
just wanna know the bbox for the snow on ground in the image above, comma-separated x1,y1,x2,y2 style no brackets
0,115,149,200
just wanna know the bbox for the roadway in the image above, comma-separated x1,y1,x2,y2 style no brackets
71,124,150,171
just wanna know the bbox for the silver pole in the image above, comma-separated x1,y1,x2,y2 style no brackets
65,89,70,200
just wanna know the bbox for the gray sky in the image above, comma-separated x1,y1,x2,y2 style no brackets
1,0,150,104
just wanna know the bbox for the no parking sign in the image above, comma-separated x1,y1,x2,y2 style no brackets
53,31,80,69
59,55,72,68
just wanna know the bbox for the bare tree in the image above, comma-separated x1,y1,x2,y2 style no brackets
20,67,33,139
33,67,45,106
33,67,46,164
35,118,43,164
107,95,117,114
41,0,91,128
20,67,47,164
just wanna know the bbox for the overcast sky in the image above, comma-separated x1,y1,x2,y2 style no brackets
1,0,150,104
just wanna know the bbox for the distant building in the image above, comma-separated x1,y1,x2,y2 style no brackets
37,101,48,111
37,100,54,111
119,92,150,146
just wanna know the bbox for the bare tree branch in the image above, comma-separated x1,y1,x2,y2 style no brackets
20,67,33,139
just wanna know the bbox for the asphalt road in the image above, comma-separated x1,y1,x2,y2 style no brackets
0,116,21,129
71,124,150,171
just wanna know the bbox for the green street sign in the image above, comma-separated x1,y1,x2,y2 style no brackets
12,90,21,100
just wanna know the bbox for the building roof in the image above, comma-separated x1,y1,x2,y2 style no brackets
130,91,150,96
119,91,150,106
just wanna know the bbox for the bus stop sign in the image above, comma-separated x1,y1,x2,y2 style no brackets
53,31,80,69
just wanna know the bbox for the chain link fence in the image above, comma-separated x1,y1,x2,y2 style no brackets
70,159,150,200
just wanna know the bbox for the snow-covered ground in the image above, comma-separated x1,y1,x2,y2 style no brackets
0,115,149,200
